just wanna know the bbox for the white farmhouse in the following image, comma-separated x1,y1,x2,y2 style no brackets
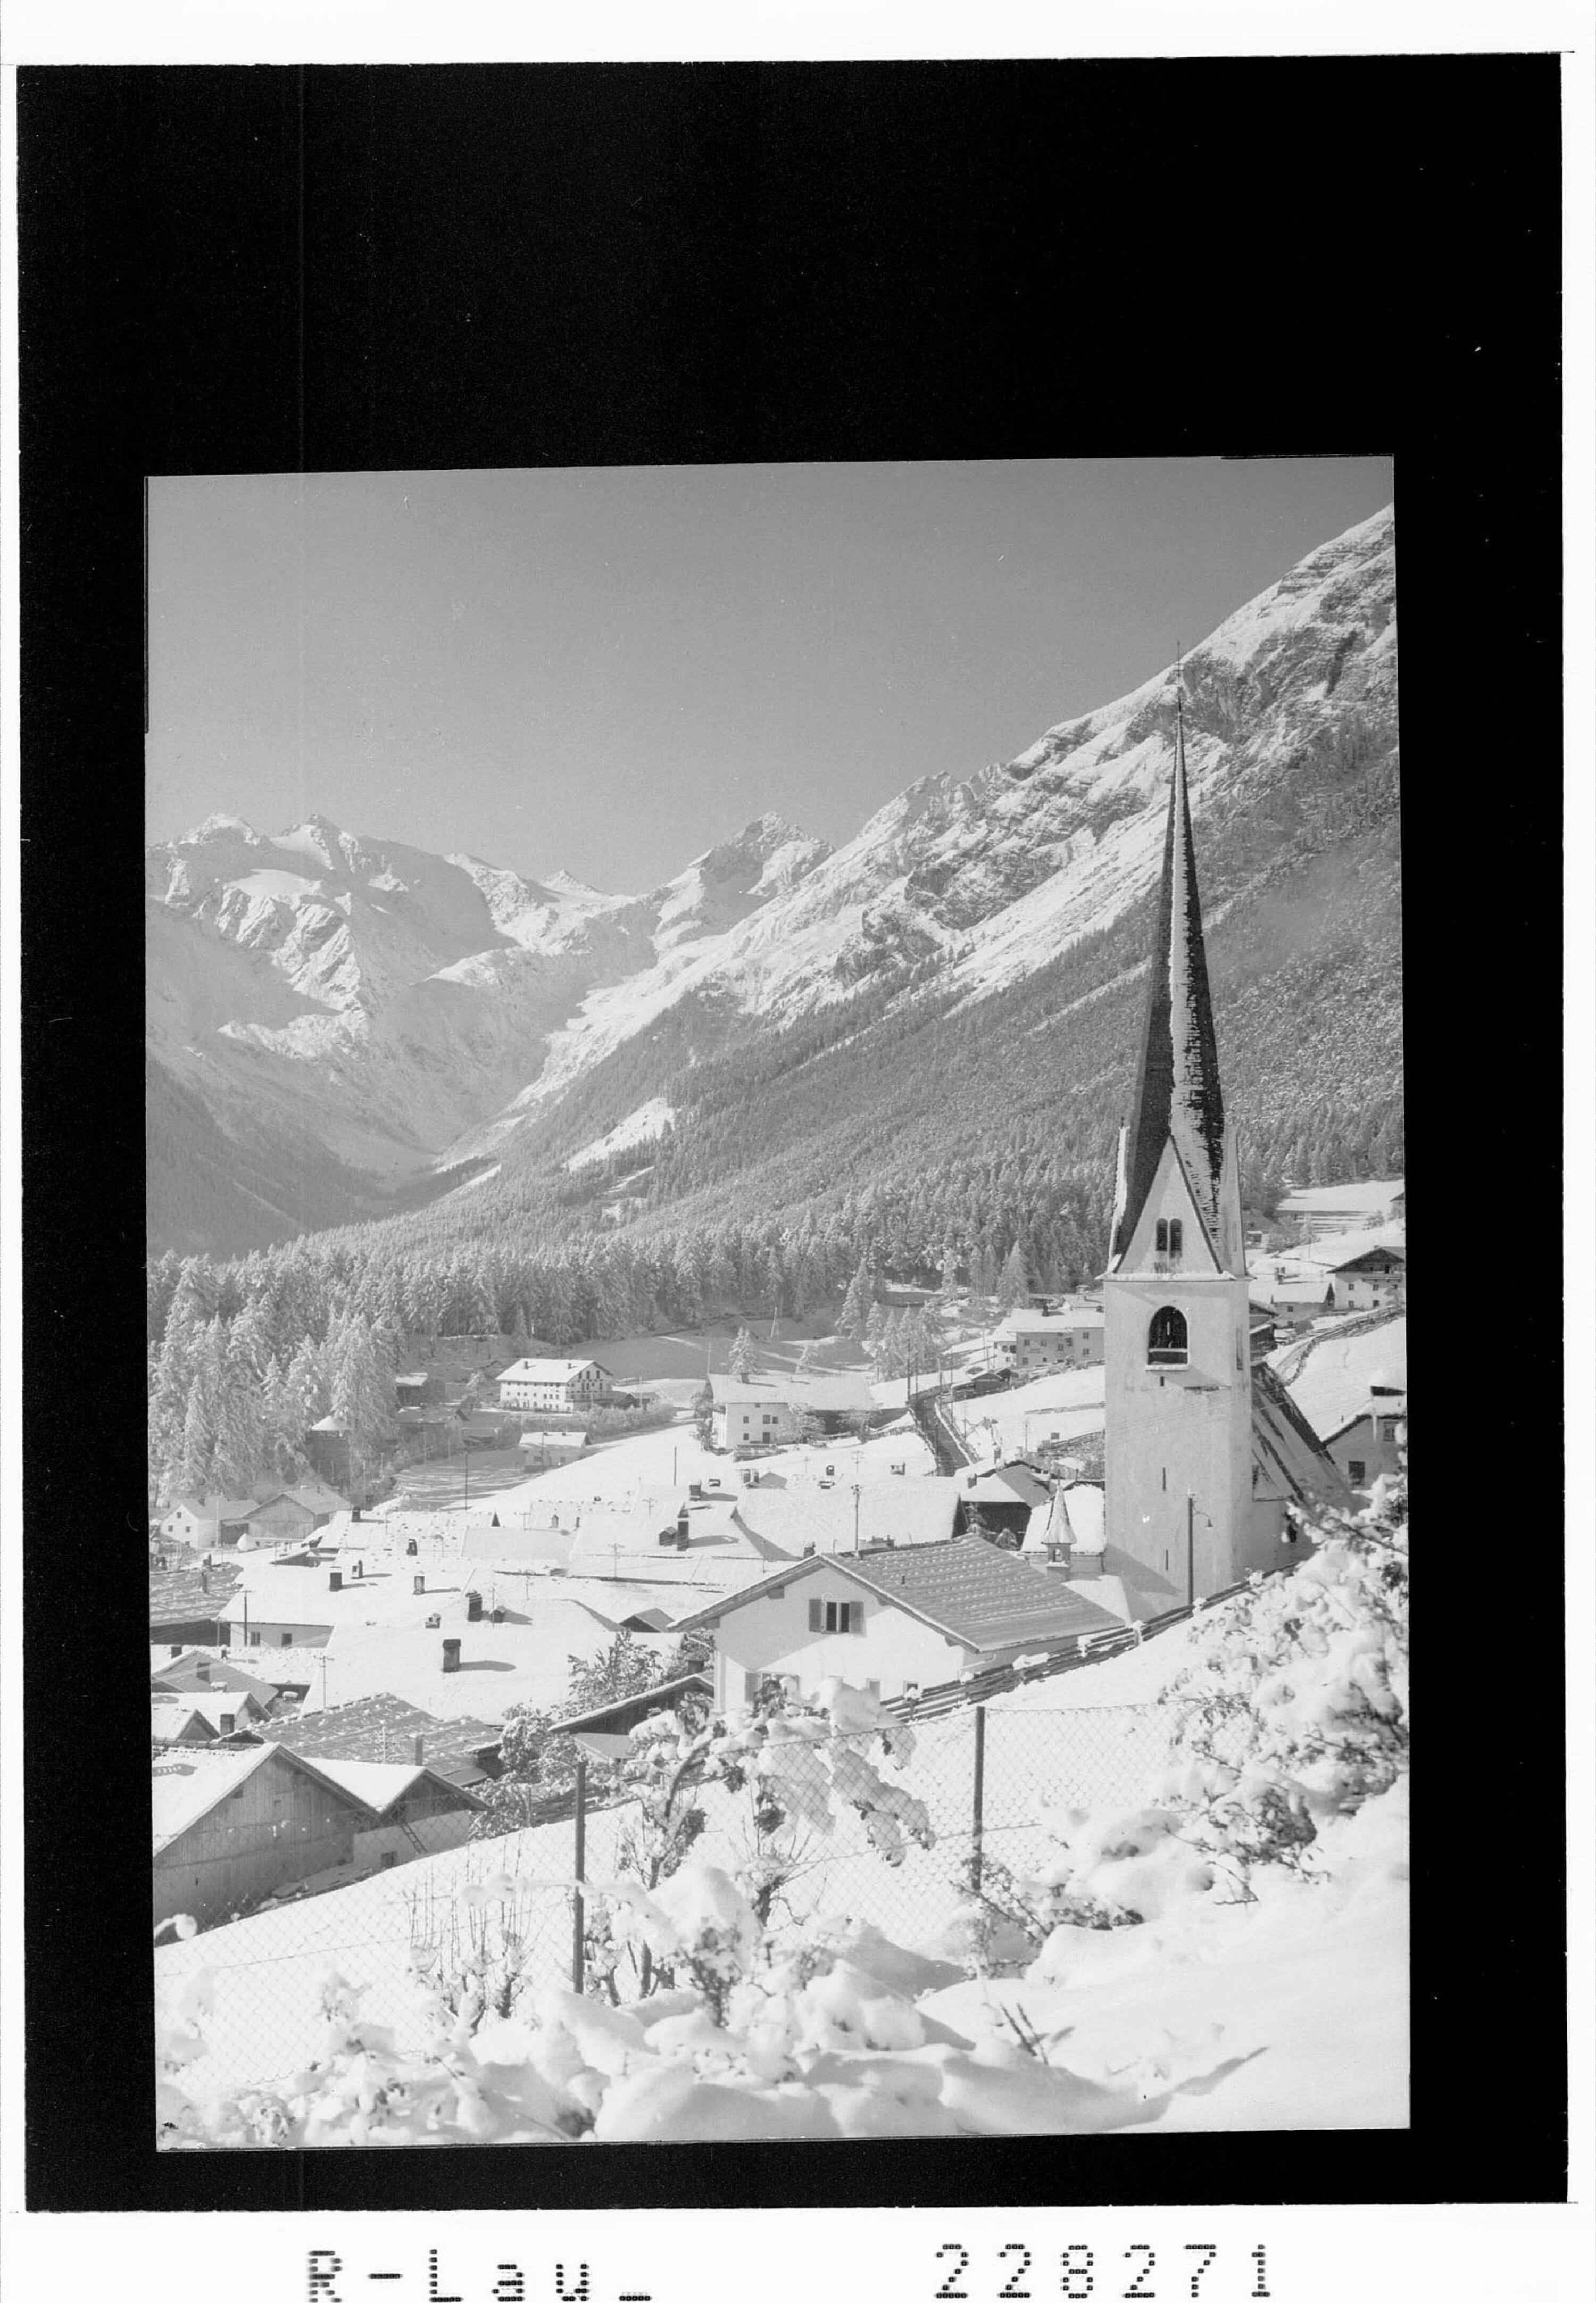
994,1308,1105,1376
496,1357,611,1414
156,1494,258,1549
669,1533,1125,1711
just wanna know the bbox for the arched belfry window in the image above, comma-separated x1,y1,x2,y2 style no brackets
1154,1218,1185,1260
1148,1306,1189,1366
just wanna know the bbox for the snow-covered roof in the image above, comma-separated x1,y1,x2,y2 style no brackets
1258,1277,1334,1305
1251,1365,1353,1511
151,1745,360,1854
296,1758,480,1815
1292,1221,1406,1271
161,1494,257,1523
1281,1316,1408,1439
255,1697,501,1783
711,1369,877,1412
149,1651,281,1703
498,1357,605,1383
151,1693,262,1741
1323,1395,1408,1443
1003,1309,1105,1333
1276,1178,1404,1219
672,1534,1125,1656
727,1478,960,1559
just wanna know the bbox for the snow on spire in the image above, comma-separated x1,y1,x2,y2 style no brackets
1111,660,1229,1262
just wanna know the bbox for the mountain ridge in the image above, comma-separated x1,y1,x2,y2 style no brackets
147,504,1399,1260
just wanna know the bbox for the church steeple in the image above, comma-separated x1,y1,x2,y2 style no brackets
1110,669,1232,1267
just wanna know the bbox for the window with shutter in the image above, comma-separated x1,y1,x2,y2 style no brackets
808,1598,822,1632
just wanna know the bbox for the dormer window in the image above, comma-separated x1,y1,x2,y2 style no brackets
1148,1306,1188,1366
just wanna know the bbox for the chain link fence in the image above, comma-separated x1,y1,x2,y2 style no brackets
154,1695,1239,2116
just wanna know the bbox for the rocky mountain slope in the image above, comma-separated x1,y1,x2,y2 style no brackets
148,506,1399,1259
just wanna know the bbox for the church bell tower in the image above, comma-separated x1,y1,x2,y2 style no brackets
1102,678,1258,1607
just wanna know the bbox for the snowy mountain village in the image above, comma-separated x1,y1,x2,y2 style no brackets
152,528,1408,2147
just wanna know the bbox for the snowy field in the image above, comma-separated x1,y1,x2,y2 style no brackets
942,1365,1107,1463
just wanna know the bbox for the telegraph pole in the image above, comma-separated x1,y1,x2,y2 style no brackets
1187,1492,1196,1610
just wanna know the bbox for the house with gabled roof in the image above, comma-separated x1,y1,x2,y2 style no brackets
156,1494,258,1550
669,1534,1126,1712
152,1744,373,1932
288,1758,484,1869
497,1357,611,1414
150,1686,273,1745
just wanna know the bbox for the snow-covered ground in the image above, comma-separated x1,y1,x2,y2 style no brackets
942,1366,1107,1464
566,1096,675,1171
1275,1313,1406,1434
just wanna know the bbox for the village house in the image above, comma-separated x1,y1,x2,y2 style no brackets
240,1479,348,1550
1321,1392,1408,1492
1321,1244,1406,1313
1273,1178,1406,1240
150,1685,273,1744
150,1651,286,1707
496,1357,612,1414
709,1367,877,1451
711,1381,800,1450
152,1743,377,1933
669,1533,1126,1711
149,1557,243,1647
957,1460,1055,1545
994,1308,1105,1376
156,1494,258,1550
280,1758,483,1872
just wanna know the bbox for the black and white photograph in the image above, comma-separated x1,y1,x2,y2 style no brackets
143,456,1409,2149
9,32,1575,2273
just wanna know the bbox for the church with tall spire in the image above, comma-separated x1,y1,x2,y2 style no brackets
1101,675,1347,1609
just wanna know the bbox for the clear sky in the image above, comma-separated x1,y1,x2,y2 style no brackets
147,457,1393,889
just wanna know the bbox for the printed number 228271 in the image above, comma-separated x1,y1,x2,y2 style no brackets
933,2244,1272,2299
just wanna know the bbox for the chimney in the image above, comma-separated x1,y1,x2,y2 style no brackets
466,1590,483,1622
354,1559,363,1579
329,1569,343,1592
413,1733,425,1765
442,1638,461,1674
169,1644,182,1658
414,1574,426,1595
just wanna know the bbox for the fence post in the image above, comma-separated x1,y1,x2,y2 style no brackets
571,1756,587,1993
970,1703,986,1894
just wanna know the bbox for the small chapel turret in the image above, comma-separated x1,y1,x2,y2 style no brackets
1101,681,1262,1605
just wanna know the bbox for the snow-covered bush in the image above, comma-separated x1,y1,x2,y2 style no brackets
1154,1466,1409,1877
595,1677,933,1996
160,1865,1257,2148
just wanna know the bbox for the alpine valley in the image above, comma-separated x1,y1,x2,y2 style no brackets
147,505,1401,1281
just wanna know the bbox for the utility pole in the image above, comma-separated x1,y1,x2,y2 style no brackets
1187,1492,1196,1610
853,1482,861,1555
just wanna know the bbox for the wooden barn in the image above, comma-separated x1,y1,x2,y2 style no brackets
152,1744,372,1933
